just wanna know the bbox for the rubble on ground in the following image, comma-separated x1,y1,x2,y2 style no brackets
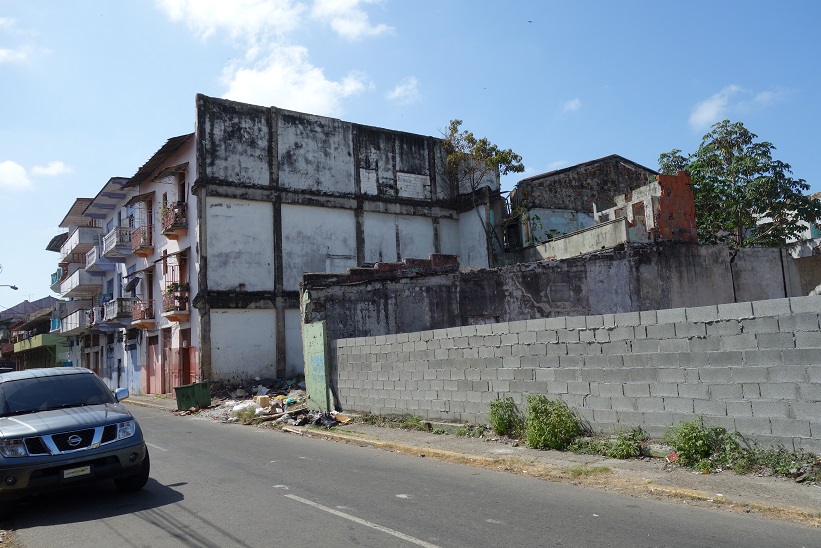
190,377,351,429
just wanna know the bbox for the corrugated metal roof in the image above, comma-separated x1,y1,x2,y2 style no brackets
125,134,194,189
45,232,69,252
125,191,156,207
58,198,94,228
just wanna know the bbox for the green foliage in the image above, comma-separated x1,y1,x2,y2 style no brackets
443,119,525,196
454,424,486,438
569,428,646,459
658,120,821,249
401,415,429,431
431,428,446,435
567,465,611,478
524,395,583,450
488,396,524,437
664,419,729,466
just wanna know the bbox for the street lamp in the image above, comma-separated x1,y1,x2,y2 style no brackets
0,285,18,290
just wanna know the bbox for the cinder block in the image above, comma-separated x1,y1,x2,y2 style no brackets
809,365,821,383
730,366,768,383
709,384,743,399
734,417,773,435
639,310,658,325
611,397,637,412
599,383,625,397
658,339,689,353
799,383,821,401
741,383,761,398
770,418,812,437
544,317,568,329
753,298,792,317
647,323,676,339
760,383,800,400
664,397,694,413
558,329,580,343
657,368,685,383
658,307,687,324
628,368,658,382
789,295,821,313
637,397,665,412
793,435,821,456
650,383,679,397
752,401,791,419
580,368,606,382
741,317,780,335
708,351,743,367
502,356,522,368
489,381,508,393
601,340,631,355
694,399,727,416
686,305,719,323
779,313,821,332
608,327,635,341
567,381,591,395
593,409,618,424
604,369,630,383
579,330,596,343
720,334,757,351
649,353,680,368
567,316,587,329
642,411,676,429
701,415,736,432
677,383,709,399
559,355,583,368
767,365,807,383
756,332,795,350
717,301,753,320
783,348,818,365
526,318,546,331
545,381,569,395
566,343,588,356
678,351,710,367
698,367,732,383
675,322,707,338
518,330,537,344
623,383,650,397
535,368,555,382
796,331,821,348
709,319,744,337
554,368,580,381
586,315,605,329
615,411,643,426
537,330,559,344
613,311,641,326
585,396,612,410
632,339,660,353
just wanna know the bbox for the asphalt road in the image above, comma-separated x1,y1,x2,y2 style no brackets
10,406,819,547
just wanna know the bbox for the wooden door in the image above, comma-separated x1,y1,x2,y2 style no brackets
146,335,159,394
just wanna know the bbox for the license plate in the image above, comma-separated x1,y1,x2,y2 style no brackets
63,465,91,479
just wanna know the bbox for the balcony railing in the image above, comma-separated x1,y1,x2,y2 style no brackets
87,306,105,327
102,227,132,258
132,225,153,257
60,308,89,335
104,298,134,322
161,203,188,239
162,288,190,322
59,224,103,262
60,269,102,298
132,300,155,321
85,244,115,272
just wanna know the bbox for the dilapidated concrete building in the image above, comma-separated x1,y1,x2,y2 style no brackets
48,94,503,392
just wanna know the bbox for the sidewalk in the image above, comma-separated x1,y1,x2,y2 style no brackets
123,395,821,527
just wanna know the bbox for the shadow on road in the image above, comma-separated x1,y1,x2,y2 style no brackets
11,477,183,528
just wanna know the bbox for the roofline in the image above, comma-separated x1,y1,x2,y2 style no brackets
517,154,658,185
124,133,194,189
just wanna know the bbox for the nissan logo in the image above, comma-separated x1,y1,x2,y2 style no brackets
67,435,83,447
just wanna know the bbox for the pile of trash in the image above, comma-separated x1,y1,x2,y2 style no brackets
196,377,351,429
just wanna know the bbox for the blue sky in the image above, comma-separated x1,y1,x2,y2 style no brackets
1,0,820,307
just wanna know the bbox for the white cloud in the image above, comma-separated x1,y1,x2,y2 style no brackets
386,77,419,105
311,0,393,40
221,45,369,116
32,161,73,177
0,46,31,63
548,160,568,170
688,85,788,131
689,85,742,130
562,98,582,112
155,0,305,42
0,161,33,190
0,17,15,29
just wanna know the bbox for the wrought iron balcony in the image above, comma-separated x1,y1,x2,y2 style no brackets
103,298,134,325
162,287,190,322
161,202,188,240
131,300,156,329
132,225,154,257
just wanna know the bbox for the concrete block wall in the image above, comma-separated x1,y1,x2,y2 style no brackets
333,296,821,453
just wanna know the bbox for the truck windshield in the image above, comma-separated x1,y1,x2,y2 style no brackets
0,374,115,417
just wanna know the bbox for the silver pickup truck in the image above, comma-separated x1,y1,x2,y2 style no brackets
0,367,149,514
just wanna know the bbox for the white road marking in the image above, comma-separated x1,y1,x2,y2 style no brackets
146,442,168,452
273,485,290,490
395,494,410,499
285,494,441,548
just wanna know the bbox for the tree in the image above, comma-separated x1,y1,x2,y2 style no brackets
442,119,524,198
659,120,821,249
442,120,525,255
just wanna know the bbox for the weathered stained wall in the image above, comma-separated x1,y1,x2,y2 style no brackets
303,244,801,346
194,94,502,379
205,197,275,291
334,296,821,453
511,155,657,212
210,308,276,379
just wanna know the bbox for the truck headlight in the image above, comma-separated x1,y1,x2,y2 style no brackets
117,420,136,440
0,439,27,458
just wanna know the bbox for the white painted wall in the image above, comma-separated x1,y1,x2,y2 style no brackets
205,197,275,291
281,204,356,290
363,212,397,263
397,215,434,260
210,309,276,379
458,206,490,268
284,308,303,377
439,218,461,257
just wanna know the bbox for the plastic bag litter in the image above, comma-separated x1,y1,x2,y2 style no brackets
256,386,269,396
232,401,261,415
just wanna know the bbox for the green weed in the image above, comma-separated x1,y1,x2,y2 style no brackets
567,465,611,477
524,395,582,450
488,396,524,438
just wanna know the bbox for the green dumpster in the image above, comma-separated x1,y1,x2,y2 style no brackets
173,381,212,411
